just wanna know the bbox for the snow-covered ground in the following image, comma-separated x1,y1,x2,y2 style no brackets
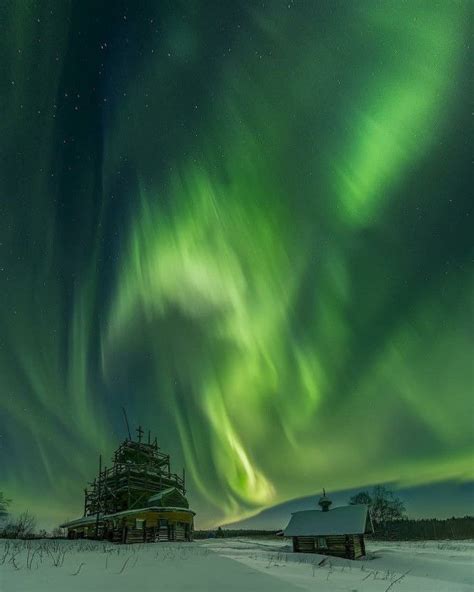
1,537,473,591
202,537,474,591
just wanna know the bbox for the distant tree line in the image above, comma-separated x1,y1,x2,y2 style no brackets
195,519,474,541
349,485,474,540
196,519,474,542
369,516,474,540
194,528,280,539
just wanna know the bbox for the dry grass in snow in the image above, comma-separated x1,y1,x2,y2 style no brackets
1,537,473,591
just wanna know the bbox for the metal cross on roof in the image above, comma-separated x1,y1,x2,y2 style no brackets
136,425,144,443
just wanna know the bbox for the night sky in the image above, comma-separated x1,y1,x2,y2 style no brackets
1,1,472,530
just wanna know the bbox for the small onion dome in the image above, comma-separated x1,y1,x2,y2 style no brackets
318,489,332,512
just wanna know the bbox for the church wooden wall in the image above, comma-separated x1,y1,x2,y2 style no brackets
67,509,194,543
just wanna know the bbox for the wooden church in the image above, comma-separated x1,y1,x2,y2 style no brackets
60,423,195,543
284,491,373,559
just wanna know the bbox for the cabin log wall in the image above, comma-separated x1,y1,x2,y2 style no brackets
292,534,365,559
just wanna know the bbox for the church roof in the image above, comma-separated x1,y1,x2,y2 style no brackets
105,506,195,518
59,515,103,528
146,486,188,508
60,505,196,527
147,487,180,503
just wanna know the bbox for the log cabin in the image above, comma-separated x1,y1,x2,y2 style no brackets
283,491,372,559
60,425,195,543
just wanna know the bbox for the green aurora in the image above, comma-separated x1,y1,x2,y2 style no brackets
0,1,472,528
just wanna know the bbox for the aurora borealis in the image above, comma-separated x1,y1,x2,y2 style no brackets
0,1,472,529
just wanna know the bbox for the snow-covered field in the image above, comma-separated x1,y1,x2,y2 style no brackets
1,537,473,591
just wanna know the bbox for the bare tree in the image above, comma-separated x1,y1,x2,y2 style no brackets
0,492,11,518
349,491,372,506
349,485,406,534
4,511,37,539
371,486,406,528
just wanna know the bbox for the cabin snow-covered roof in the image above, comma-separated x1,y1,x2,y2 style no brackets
283,505,369,536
